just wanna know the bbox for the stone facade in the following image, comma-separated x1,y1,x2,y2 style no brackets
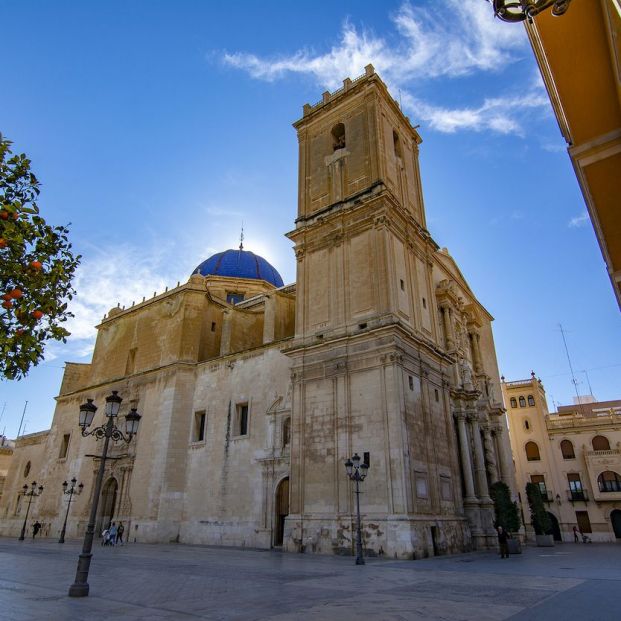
0,67,515,559
503,375,621,542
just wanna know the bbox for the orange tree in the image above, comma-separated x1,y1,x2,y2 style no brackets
0,135,80,379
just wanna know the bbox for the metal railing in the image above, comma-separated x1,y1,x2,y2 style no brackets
567,489,589,502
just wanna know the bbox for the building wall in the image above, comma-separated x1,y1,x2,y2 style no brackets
503,376,621,542
0,68,514,560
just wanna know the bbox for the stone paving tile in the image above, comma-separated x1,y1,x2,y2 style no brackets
0,539,619,620
267,594,523,621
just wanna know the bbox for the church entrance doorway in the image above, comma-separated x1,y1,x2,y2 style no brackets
97,477,118,537
546,512,562,542
274,477,289,547
611,510,621,539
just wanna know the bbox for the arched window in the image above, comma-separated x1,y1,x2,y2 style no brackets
560,439,575,459
524,419,530,431
598,471,621,492
393,130,402,158
527,395,535,407
23,461,31,478
510,397,517,408
525,441,540,461
331,123,345,151
519,396,526,408
592,435,611,451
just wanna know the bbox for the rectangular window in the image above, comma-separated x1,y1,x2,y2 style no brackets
211,322,216,332
568,473,585,501
440,476,452,501
408,376,414,391
434,388,439,402
530,474,547,498
226,292,244,305
575,510,592,534
193,411,206,443
415,474,428,499
59,433,70,459
363,452,370,467
400,279,405,291
235,403,249,436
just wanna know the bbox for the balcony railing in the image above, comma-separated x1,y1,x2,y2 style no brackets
541,490,554,503
586,449,621,457
547,415,621,430
567,489,589,502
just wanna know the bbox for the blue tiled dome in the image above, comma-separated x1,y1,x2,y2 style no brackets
193,249,284,288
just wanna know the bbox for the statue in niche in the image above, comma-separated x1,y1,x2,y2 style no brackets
460,359,474,390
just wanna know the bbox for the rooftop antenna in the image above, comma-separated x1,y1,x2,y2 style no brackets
559,324,585,416
17,400,28,437
239,223,244,251
582,369,595,399
0,402,6,427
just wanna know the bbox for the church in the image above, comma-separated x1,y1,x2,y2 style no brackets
0,65,516,559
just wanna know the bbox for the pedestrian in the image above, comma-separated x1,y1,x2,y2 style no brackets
109,522,118,546
117,522,125,545
573,525,580,543
497,525,509,559
32,521,42,540
101,528,110,546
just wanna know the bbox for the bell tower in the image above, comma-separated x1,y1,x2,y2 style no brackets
288,64,437,345
284,66,478,559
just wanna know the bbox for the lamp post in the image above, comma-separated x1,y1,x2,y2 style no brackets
344,453,369,565
486,0,572,23
58,477,84,544
68,391,141,598
18,481,44,541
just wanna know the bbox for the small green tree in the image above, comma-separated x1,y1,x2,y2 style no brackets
525,482,552,536
490,481,521,533
0,135,80,379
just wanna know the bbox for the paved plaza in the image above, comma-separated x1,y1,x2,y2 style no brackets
1,537,619,620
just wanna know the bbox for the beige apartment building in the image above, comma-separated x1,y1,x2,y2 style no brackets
503,374,621,542
0,67,516,559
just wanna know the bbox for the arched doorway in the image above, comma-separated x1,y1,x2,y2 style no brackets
611,510,621,539
97,478,118,536
274,477,289,547
546,512,562,542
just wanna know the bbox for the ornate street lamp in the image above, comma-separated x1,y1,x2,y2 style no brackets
68,391,141,598
344,453,369,565
18,481,44,541
58,477,84,544
487,0,572,23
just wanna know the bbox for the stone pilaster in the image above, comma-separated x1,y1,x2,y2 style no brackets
469,414,491,504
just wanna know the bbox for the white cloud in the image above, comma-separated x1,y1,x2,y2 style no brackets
223,1,526,88
400,90,548,134
568,211,589,228
42,237,208,364
220,1,547,134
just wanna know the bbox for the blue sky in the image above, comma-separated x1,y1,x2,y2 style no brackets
0,0,619,436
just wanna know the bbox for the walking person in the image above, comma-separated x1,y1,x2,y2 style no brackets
117,522,125,546
497,526,509,559
573,525,580,543
108,522,118,546
32,521,42,540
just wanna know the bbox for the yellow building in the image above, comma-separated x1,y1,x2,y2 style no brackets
1,67,515,558
503,374,621,542
525,1,621,308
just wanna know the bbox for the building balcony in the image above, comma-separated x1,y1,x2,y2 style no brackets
541,490,554,504
567,489,589,502
546,415,621,431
